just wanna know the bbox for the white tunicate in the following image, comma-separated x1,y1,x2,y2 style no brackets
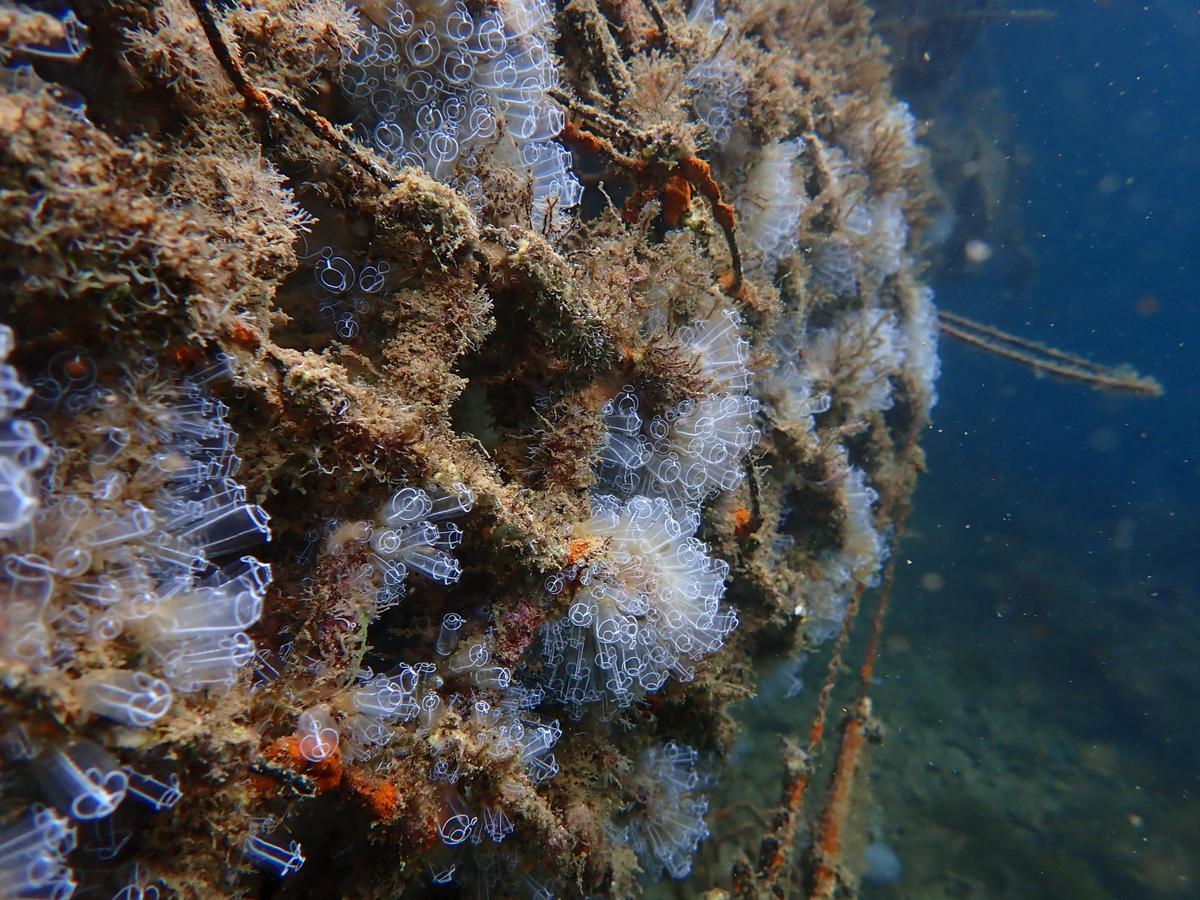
342,0,581,230
0,325,48,538
35,740,128,821
0,805,78,898
595,310,760,516
795,454,886,642
737,140,807,274
0,348,271,701
370,484,472,591
296,706,340,763
685,0,745,146
804,308,904,419
540,495,736,716
617,741,710,880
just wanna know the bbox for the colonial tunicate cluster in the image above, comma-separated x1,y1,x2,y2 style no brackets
286,625,561,861
903,284,941,411
597,308,760,516
0,803,78,898
740,74,939,650
793,456,887,642
1,352,271,696
544,306,760,717
614,741,710,881
805,307,906,419
369,482,473,605
685,0,746,146
0,330,272,893
0,326,48,538
761,313,833,440
738,140,808,274
342,0,581,228
307,247,392,341
540,494,736,716
808,141,919,304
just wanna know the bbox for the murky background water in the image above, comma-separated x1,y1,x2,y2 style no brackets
701,4,1199,896
847,4,1198,895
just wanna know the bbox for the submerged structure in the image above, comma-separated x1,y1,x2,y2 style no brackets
0,0,939,895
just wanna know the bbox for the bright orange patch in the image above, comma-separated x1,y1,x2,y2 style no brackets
345,768,400,821
567,538,595,566
732,506,752,540
560,119,605,155
675,157,719,203
661,173,693,227
713,200,737,231
264,735,343,792
63,356,89,379
172,345,204,369
228,322,260,349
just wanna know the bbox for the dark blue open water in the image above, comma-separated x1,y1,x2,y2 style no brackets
865,3,1199,896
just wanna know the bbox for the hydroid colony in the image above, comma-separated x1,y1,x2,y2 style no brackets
1,0,936,895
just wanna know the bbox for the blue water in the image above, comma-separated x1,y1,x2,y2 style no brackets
934,0,1198,575
866,3,1200,896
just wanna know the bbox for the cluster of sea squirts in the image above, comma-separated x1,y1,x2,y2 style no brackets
1,0,937,895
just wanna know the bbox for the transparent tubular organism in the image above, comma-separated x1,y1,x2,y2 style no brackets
122,768,183,812
435,611,466,656
617,741,710,880
0,325,49,538
35,741,128,821
77,671,173,728
243,822,305,878
8,0,1137,892
371,483,473,596
595,310,761,517
685,0,746,146
339,665,423,758
111,863,163,900
0,352,274,714
737,140,807,273
0,805,78,900
295,706,340,763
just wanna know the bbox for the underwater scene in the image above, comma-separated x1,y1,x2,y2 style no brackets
0,0,1194,897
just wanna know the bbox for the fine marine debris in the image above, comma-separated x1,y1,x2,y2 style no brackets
4,0,966,896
